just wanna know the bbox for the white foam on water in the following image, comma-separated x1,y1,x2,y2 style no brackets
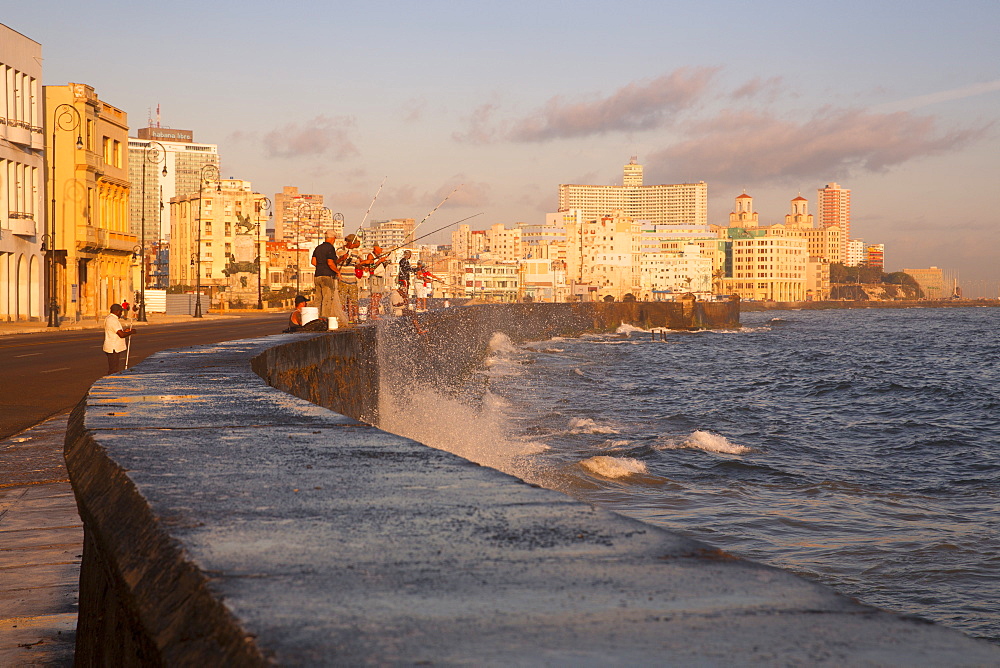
616,324,648,336
488,331,517,354
657,429,751,455
580,455,648,478
567,417,619,434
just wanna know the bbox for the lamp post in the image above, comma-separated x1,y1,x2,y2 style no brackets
138,141,167,322
194,163,220,318
292,201,314,295
255,197,271,309
47,103,83,327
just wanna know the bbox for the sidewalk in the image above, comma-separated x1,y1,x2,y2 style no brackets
0,412,79,668
0,309,281,336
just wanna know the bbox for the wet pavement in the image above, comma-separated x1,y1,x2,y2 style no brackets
0,412,79,667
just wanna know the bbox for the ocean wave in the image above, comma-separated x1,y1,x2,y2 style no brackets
567,417,619,434
580,455,648,478
488,331,517,354
657,430,751,454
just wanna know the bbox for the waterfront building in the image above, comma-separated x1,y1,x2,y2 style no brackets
45,83,134,321
578,212,641,301
462,260,519,301
817,182,850,258
1,24,44,321
805,257,831,300
844,239,866,267
520,243,569,302
724,234,808,301
903,266,945,299
641,244,713,298
770,195,842,264
558,158,708,227
729,192,759,228
865,244,884,270
169,179,269,303
273,186,335,249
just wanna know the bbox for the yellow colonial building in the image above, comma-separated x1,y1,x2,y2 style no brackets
45,83,134,322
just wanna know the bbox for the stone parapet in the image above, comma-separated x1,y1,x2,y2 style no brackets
64,303,1000,665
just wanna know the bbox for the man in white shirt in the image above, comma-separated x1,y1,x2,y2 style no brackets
103,303,134,374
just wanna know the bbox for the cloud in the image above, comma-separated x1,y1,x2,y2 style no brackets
452,68,719,145
729,76,784,103
402,98,426,122
262,115,359,159
647,107,989,186
872,79,1000,113
507,67,719,142
452,103,502,144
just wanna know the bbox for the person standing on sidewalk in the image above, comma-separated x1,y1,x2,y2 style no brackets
102,303,133,374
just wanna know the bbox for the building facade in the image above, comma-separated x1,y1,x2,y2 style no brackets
169,179,269,302
45,83,134,321
1,24,44,321
817,182,850,259
274,186,335,249
128,127,219,288
558,159,708,227
724,235,808,301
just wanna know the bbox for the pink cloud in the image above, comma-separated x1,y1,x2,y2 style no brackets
263,115,359,159
507,67,719,142
647,108,989,186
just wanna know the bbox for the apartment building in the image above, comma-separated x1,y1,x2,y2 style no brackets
274,186,335,248
45,83,134,321
558,158,708,227
1,24,44,321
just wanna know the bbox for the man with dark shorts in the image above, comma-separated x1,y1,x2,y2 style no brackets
311,230,339,318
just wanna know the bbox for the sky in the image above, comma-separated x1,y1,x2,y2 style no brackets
6,0,1000,288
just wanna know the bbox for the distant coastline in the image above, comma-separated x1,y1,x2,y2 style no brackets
740,299,1000,311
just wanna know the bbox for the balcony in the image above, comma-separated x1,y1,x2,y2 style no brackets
8,212,36,237
77,225,137,253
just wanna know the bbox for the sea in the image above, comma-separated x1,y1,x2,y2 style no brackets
378,306,999,643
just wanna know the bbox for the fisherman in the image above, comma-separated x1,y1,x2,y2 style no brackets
102,303,134,374
397,250,415,294
336,234,362,323
310,230,339,318
414,262,432,311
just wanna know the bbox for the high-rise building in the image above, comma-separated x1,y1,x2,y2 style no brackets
45,83,135,321
817,182,850,259
558,159,708,226
128,127,219,245
361,218,415,251
1,24,44,321
128,127,220,288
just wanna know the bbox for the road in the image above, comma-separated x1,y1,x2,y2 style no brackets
0,314,287,440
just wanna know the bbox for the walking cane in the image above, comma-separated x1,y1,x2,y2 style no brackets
124,334,131,370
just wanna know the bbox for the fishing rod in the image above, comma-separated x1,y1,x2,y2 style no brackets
413,184,463,234
354,176,387,236
356,212,484,277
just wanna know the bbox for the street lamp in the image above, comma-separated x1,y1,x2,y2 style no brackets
47,103,83,327
292,201,314,295
194,163,221,318
138,141,167,322
254,197,271,309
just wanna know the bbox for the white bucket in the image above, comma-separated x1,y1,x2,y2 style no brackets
300,306,319,324
328,316,339,329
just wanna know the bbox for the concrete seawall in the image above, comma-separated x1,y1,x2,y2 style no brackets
64,302,1000,665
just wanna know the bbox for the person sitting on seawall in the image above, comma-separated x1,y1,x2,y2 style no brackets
102,303,134,374
283,295,311,333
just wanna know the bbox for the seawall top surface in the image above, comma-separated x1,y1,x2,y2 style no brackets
67,311,1000,665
